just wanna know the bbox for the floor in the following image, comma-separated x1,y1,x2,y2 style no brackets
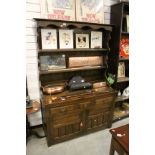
26,118,128,155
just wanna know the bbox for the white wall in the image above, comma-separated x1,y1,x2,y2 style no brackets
26,0,120,126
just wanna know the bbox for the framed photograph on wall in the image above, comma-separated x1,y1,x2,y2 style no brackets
40,0,75,21
59,29,73,49
76,0,104,24
117,62,125,78
41,29,57,49
91,31,102,48
75,33,89,48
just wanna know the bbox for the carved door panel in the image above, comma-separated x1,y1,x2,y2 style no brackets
52,115,84,140
48,104,84,141
86,96,113,131
87,110,110,130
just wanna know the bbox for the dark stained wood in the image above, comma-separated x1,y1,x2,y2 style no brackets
34,18,117,146
42,87,117,146
39,66,106,75
109,2,129,122
109,124,129,155
34,18,113,31
117,77,129,83
38,48,109,53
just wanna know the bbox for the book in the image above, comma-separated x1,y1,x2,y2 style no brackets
117,62,125,78
120,37,129,58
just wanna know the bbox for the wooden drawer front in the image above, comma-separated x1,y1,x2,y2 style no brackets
50,104,80,117
87,111,109,130
52,120,83,140
87,96,114,110
95,96,114,107
53,112,82,125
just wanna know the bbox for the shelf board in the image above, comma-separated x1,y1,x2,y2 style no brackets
38,48,109,54
40,66,106,75
113,113,129,122
115,96,129,102
121,31,129,35
117,77,129,83
113,107,129,122
119,57,129,61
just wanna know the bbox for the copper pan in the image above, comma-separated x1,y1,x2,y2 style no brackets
42,84,65,95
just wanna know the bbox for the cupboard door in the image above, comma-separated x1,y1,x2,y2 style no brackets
52,119,83,140
86,95,114,131
87,110,110,131
48,108,84,141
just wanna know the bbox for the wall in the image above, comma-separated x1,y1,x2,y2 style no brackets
26,0,120,126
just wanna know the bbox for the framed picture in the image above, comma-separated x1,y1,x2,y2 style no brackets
91,31,102,48
40,55,66,70
40,0,75,21
59,29,73,49
41,29,57,49
117,62,125,78
76,0,104,24
75,33,89,48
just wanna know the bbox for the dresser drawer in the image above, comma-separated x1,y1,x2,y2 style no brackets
96,96,113,106
87,96,114,109
50,103,81,116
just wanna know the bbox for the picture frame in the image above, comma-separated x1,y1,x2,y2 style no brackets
117,62,125,78
40,55,66,70
75,33,89,48
59,29,73,49
91,31,102,48
40,0,75,21
41,29,57,49
76,0,104,24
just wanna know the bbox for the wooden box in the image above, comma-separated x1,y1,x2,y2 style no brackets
69,56,103,68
